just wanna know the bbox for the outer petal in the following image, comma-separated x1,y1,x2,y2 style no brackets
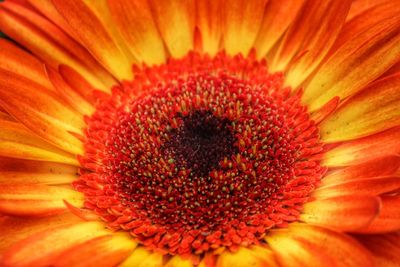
254,0,304,59
1,221,110,267
356,195,400,233
0,156,78,185
216,246,278,267
0,212,82,252
313,177,400,199
222,0,267,56
165,256,194,267
266,224,374,267
0,184,83,216
107,0,166,65
51,0,133,80
303,14,400,111
53,234,137,267
196,0,223,56
119,247,163,267
347,0,393,21
0,70,84,155
356,232,400,267
320,73,400,142
0,39,53,91
0,120,79,165
273,0,351,88
323,126,400,167
300,195,380,231
149,0,195,58
320,156,400,187
0,1,113,90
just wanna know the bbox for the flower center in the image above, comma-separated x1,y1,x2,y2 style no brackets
76,52,325,256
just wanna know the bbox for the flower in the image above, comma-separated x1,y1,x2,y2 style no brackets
0,0,399,266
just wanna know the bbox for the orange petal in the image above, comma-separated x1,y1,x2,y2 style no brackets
0,39,53,91
165,256,194,267
46,66,95,116
0,212,83,252
0,156,78,185
222,0,267,56
303,14,400,111
313,177,400,199
149,0,195,58
0,120,79,165
347,0,393,21
320,73,400,142
119,246,163,267
216,246,278,267
107,0,166,65
195,0,223,56
1,221,109,267
356,232,400,267
53,234,137,267
0,184,83,217
323,126,400,167
266,224,374,267
356,195,400,234
0,70,84,155
0,2,113,90
300,195,380,231
278,0,352,88
333,1,400,54
254,0,304,59
51,0,133,80
321,156,400,187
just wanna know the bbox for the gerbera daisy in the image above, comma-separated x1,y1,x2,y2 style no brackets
0,0,400,266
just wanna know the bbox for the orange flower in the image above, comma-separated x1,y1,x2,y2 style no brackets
0,0,400,266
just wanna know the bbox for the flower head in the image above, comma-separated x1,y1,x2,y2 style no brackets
0,0,399,266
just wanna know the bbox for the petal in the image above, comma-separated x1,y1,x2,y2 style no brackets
195,0,223,56
321,156,400,187
216,246,278,267
0,39,53,91
149,0,195,58
165,256,194,267
356,232,400,267
300,195,380,231
266,224,374,267
0,212,82,252
347,0,393,21
356,195,400,233
276,0,352,88
333,1,400,53
51,0,133,80
0,184,83,216
323,126,400,167
0,1,113,90
0,70,84,155
0,156,78,185
46,66,95,116
107,0,166,65
303,14,400,111
320,73,400,143
1,221,109,267
0,120,79,165
222,0,267,56
119,247,163,267
53,234,137,267
254,0,304,59
313,177,400,199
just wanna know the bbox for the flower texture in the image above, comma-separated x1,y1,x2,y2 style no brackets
0,0,400,266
